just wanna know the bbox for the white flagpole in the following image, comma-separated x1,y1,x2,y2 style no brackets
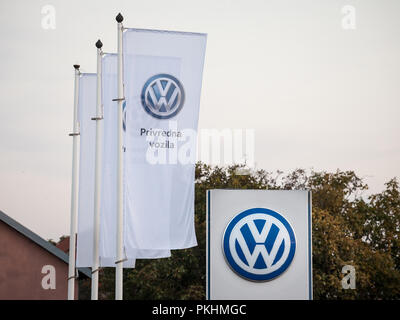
68,64,80,300
115,12,124,300
91,40,104,300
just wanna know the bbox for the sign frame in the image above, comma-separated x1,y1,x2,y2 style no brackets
206,189,313,300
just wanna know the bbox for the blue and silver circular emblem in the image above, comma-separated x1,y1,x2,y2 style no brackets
223,208,296,281
141,74,185,119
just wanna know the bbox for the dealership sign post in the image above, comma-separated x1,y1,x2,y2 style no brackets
206,190,312,300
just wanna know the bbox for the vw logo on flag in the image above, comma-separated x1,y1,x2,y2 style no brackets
141,74,185,119
223,208,296,281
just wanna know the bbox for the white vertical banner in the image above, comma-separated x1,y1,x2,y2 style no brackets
76,72,137,268
99,53,171,261
75,72,136,268
76,73,98,268
123,29,207,251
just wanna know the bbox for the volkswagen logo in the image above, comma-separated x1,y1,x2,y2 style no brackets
141,74,185,119
223,208,296,281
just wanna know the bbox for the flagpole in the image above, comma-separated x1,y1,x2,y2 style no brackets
91,39,104,300
115,12,124,300
67,64,80,300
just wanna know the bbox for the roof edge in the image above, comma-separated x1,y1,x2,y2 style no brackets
0,210,91,279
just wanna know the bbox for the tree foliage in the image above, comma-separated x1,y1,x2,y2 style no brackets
78,163,400,300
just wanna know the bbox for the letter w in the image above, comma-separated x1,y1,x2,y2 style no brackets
236,221,284,268
148,80,179,111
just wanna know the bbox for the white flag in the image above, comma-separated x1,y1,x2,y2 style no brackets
75,73,134,268
122,29,207,251
99,53,171,261
75,73,108,267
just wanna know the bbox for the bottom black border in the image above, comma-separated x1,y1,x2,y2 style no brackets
1,300,395,318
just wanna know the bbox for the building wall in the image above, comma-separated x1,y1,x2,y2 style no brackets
0,221,78,300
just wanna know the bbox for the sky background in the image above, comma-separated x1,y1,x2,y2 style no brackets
0,0,399,240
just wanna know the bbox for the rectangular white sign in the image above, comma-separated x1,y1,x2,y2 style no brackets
206,189,312,300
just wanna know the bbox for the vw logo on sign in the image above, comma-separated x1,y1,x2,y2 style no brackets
223,208,296,281
141,74,185,119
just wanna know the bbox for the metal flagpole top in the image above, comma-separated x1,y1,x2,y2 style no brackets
116,13,124,23
95,39,103,49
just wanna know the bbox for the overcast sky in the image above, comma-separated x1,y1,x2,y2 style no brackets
0,0,399,240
